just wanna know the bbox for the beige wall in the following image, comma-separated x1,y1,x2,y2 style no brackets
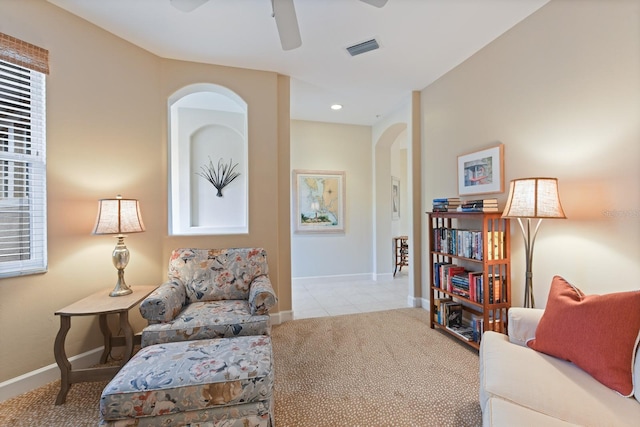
290,120,373,278
422,0,640,307
0,0,291,382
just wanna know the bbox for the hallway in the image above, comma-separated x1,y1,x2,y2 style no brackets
292,272,411,319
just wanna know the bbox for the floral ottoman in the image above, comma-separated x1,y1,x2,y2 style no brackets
99,335,274,426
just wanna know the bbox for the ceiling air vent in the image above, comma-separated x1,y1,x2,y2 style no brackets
346,38,379,57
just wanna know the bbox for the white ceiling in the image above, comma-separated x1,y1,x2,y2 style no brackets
47,0,549,126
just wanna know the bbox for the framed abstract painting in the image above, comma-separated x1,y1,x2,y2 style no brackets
392,176,400,220
293,170,346,233
457,143,504,196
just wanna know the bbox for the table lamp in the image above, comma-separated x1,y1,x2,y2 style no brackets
502,178,566,308
92,195,145,297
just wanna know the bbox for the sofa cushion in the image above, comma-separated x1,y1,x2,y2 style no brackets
507,307,544,347
480,331,640,426
100,336,273,422
527,276,640,396
635,345,640,404
482,397,581,427
100,400,273,427
141,300,271,347
168,248,269,303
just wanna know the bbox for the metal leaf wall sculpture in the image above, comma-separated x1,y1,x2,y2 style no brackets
197,157,241,197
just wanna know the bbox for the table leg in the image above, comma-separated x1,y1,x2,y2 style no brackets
118,311,135,364
99,313,111,364
53,315,71,405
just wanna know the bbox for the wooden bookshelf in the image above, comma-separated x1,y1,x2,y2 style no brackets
428,211,511,350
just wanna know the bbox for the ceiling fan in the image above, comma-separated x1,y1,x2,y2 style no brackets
169,0,388,51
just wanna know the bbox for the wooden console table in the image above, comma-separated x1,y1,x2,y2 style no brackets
53,285,156,405
393,235,409,276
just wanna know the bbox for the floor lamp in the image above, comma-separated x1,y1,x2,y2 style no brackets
502,178,566,308
93,195,146,297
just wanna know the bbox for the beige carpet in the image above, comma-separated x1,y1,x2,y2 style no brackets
0,308,482,426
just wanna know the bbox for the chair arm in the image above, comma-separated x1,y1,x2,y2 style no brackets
248,275,277,315
508,307,544,347
139,280,186,324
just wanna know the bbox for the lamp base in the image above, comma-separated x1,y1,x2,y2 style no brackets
110,285,133,297
110,268,132,297
110,238,133,297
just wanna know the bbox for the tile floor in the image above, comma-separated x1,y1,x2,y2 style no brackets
292,271,411,319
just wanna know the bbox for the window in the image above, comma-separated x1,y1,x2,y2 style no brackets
0,33,48,278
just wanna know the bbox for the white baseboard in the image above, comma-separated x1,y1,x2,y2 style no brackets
407,295,423,308
374,272,394,281
292,273,374,286
270,310,293,325
0,347,103,403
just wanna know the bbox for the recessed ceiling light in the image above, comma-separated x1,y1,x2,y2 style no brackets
331,104,343,110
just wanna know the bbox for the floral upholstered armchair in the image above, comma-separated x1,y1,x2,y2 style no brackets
139,248,277,347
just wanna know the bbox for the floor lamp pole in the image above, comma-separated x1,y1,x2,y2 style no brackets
516,218,542,308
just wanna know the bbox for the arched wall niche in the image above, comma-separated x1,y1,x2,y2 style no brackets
168,83,249,235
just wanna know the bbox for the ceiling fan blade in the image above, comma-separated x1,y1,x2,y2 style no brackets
360,0,388,7
272,0,302,51
170,0,208,13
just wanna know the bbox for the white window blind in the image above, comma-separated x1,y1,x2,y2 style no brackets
0,60,47,277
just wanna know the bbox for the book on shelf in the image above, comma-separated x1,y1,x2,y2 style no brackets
488,274,503,303
462,198,498,206
468,271,483,302
433,262,451,288
458,206,500,213
470,314,484,342
432,197,461,212
458,198,499,212
486,231,505,260
433,205,459,212
485,310,503,333
437,269,501,305
433,197,461,204
433,297,452,324
433,227,483,259
433,204,459,212
446,324,475,341
444,302,463,327
442,264,466,292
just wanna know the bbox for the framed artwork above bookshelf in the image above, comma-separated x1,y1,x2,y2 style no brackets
457,143,504,196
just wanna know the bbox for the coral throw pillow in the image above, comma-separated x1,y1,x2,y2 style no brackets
527,276,640,396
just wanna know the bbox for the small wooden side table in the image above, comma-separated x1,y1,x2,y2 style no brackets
393,235,409,276
53,285,156,405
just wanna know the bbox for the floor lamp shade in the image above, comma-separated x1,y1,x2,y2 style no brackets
93,196,145,297
503,178,566,219
502,178,566,308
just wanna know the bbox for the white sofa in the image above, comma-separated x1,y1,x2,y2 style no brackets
479,307,640,426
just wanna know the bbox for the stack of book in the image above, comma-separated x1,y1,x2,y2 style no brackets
432,197,460,212
446,323,475,342
459,198,499,212
435,299,479,343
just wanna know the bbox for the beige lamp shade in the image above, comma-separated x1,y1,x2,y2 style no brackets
93,196,145,235
502,178,566,219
